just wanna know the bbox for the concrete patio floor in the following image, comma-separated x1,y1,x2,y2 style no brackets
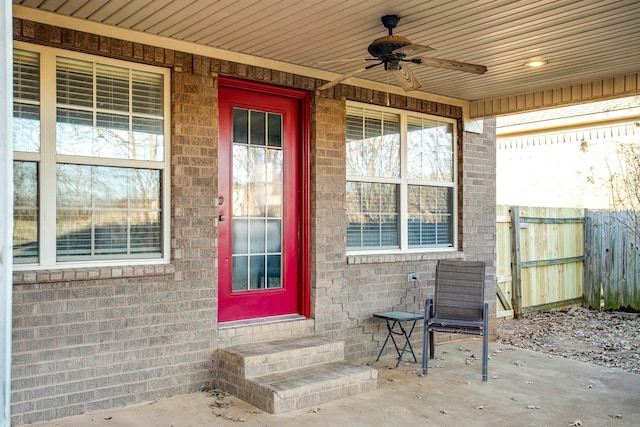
25,341,640,427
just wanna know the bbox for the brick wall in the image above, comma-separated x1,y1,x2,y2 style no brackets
11,17,496,424
460,119,498,333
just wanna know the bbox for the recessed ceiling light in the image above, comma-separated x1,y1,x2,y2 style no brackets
524,59,548,67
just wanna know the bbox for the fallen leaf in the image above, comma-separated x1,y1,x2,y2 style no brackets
415,394,423,400
475,405,485,410
568,420,582,426
440,409,448,414
608,414,623,419
309,408,320,414
526,405,541,409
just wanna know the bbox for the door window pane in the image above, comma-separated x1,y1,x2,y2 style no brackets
231,108,284,291
232,256,249,291
233,108,248,144
250,111,266,146
268,113,282,147
266,255,282,288
249,219,266,254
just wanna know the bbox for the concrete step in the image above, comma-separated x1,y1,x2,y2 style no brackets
218,334,345,378
246,360,378,414
217,335,378,414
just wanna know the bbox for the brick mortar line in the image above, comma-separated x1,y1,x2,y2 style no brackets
13,264,176,285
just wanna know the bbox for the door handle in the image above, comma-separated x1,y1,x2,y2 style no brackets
219,214,226,222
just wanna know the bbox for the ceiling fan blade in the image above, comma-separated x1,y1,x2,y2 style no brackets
393,65,422,91
312,58,369,64
317,66,369,91
393,43,435,59
417,57,488,74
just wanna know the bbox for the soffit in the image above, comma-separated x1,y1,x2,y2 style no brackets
13,0,640,117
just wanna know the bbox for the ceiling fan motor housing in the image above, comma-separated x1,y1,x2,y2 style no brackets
367,35,412,59
368,14,412,60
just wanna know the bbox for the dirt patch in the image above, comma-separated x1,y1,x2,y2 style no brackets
496,306,640,374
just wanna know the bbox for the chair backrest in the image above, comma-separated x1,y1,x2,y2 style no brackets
433,260,486,321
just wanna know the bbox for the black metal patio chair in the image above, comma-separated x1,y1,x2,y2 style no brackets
422,260,489,381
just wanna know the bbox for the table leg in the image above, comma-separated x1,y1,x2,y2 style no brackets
393,320,418,367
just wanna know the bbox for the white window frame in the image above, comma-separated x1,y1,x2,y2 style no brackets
346,101,458,255
13,42,171,270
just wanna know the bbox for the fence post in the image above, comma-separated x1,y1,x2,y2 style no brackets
510,206,522,318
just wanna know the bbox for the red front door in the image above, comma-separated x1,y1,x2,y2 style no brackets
218,78,309,322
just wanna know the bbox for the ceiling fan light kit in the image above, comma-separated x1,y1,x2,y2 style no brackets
318,14,487,92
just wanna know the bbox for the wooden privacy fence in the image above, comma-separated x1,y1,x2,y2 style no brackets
497,206,585,318
584,210,640,311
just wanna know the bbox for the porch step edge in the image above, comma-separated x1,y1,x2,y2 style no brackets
219,334,344,377
245,360,378,414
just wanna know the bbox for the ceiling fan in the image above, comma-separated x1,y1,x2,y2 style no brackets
317,14,488,92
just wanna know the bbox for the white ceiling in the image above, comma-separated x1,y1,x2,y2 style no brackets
13,0,640,115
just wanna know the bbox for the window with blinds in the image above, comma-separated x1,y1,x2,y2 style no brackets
346,102,457,252
12,46,170,268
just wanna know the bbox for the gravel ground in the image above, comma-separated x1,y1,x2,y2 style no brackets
495,306,640,374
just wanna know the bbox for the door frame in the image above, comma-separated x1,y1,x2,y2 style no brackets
217,76,311,320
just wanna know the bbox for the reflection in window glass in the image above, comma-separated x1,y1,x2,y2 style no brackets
13,104,41,153
13,50,40,153
346,106,400,178
346,181,398,248
56,165,162,260
56,56,164,161
13,161,39,263
407,116,454,181
408,185,453,247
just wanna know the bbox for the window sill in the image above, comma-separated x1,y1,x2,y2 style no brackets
346,250,463,265
12,263,175,285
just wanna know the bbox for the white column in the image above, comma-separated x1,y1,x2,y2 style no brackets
0,0,13,425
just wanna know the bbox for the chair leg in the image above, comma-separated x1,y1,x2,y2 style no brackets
482,332,488,381
429,330,435,359
422,299,432,376
422,326,428,376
